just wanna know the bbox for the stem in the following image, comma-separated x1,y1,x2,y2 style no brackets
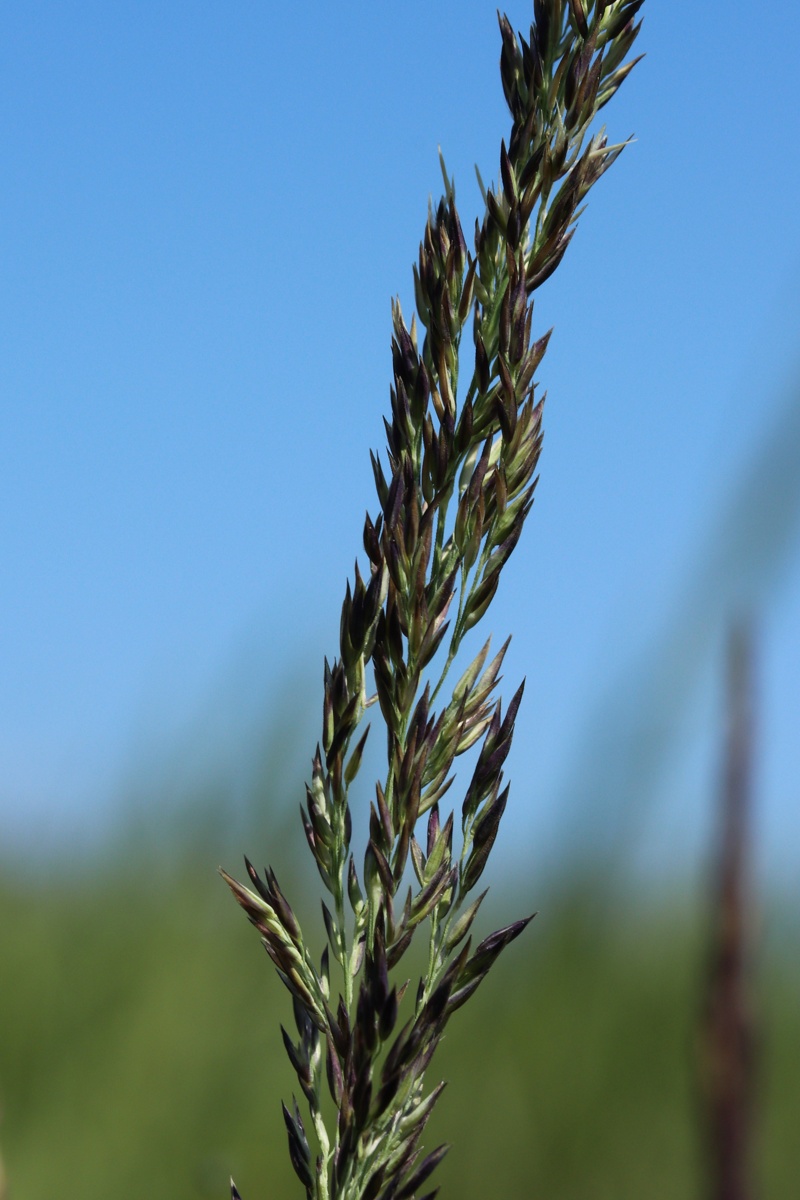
699,620,758,1200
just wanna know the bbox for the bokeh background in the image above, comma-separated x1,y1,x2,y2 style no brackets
1,2,798,1197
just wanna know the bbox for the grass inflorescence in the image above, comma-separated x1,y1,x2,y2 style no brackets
222,3,644,1197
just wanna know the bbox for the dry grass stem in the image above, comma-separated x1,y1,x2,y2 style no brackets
699,622,758,1200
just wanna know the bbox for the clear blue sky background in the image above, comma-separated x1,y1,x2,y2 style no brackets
1,2,799,886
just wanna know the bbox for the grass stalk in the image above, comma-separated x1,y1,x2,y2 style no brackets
221,3,644,1196
699,621,758,1200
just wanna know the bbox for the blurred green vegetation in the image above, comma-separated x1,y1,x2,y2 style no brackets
0,859,797,1199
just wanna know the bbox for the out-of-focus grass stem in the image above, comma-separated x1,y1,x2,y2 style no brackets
699,620,758,1200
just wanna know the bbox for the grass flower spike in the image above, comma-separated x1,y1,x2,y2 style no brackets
223,2,644,1197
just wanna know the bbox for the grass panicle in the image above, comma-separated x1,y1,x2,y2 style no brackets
222,3,644,1197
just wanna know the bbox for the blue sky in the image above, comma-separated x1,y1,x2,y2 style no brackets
1,1,799,885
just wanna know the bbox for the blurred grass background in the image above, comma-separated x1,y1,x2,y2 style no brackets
2,5,800,1195
1,843,797,1198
